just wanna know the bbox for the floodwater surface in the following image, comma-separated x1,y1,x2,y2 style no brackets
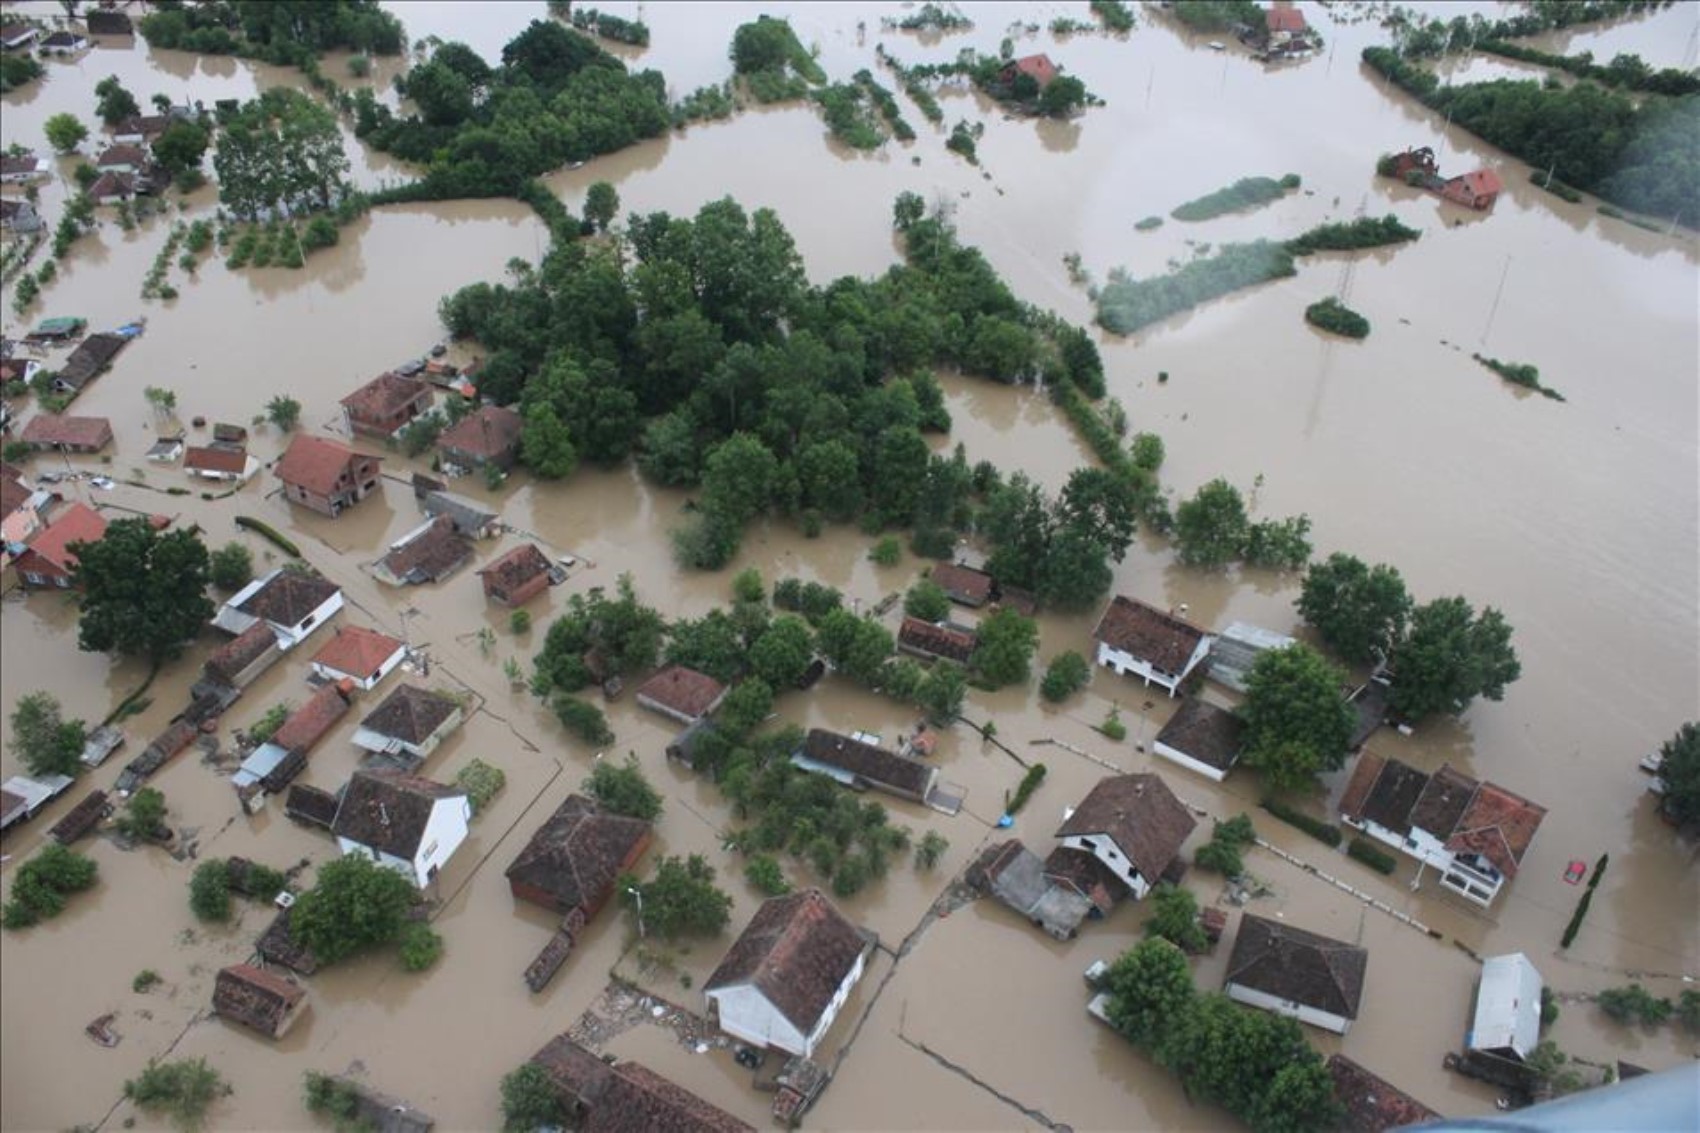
2,1,1697,1130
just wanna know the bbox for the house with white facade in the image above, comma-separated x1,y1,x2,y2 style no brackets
1466,953,1543,1063
704,889,871,1059
1091,595,1215,697
212,569,343,651
331,770,471,889
1053,772,1196,901
1151,698,1246,782
309,625,405,691
1224,912,1368,1035
350,684,465,769
1339,754,1547,907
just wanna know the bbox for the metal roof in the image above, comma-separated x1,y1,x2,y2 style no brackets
1467,953,1542,1060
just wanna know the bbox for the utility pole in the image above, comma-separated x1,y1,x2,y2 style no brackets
1480,255,1512,346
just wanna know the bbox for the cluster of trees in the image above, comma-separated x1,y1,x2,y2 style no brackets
1170,174,1300,222
1596,983,1700,1032
2,844,99,930
139,0,404,61
124,1058,229,1132
886,44,1092,119
564,7,650,47
72,518,215,665
1653,721,1698,829
980,467,1143,609
620,853,732,939
1296,553,1521,722
1386,3,1671,62
355,22,669,199
1173,478,1313,571
1101,939,1341,1133
290,854,441,970
1169,1,1264,32
0,50,43,94
1363,46,1698,222
1476,42,1700,97
730,14,825,103
213,89,350,220
584,755,663,821
9,691,86,778
1304,297,1370,339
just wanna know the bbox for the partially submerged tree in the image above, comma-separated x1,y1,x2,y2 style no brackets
73,519,214,665
44,112,89,154
1239,644,1354,792
622,853,732,940
1655,721,1700,828
1296,553,1412,666
124,1058,229,1133
1388,596,1520,721
290,855,416,965
583,754,663,820
9,691,86,778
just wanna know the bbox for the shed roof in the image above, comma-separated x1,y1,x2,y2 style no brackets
1093,596,1209,673
706,888,867,1039
1267,6,1308,33
530,1034,613,1111
1152,698,1246,773
1469,953,1542,1059
1226,913,1368,1021
358,684,461,746
1458,168,1504,196
20,414,113,449
1005,53,1058,86
1326,1054,1442,1133
1055,772,1197,882
276,434,371,495
439,404,523,458
312,625,404,680
19,502,106,573
332,770,464,859
213,963,305,1032
505,794,652,913
635,665,727,720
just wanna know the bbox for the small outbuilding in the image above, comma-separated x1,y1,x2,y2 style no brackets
1151,698,1246,782
374,516,471,586
477,543,555,606
183,445,257,484
309,625,406,690
341,371,434,439
1223,912,1368,1035
928,561,994,607
212,963,308,1039
635,665,728,725
351,684,465,766
1466,953,1543,1063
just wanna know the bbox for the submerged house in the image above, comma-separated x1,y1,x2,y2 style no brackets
19,414,113,453
438,405,523,471
373,516,471,586
1054,772,1196,901
213,569,343,650
183,445,257,484
705,888,871,1059
53,332,129,394
1223,912,1368,1035
309,625,406,690
13,501,105,590
1092,596,1215,697
1000,53,1057,90
792,728,937,806
967,839,1094,941
1442,169,1504,210
528,1036,755,1133
231,681,353,809
506,794,653,934
275,434,382,518
341,371,433,439
1207,621,1294,694
0,153,51,182
212,964,308,1039
477,543,555,606
203,622,282,690
1339,754,1546,907
635,665,727,726
0,197,44,234
413,474,500,537
1466,953,1543,1064
929,561,994,607
0,773,74,831
351,684,465,766
1326,1055,1441,1133
1151,698,1246,782
331,770,471,888
897,617,977,664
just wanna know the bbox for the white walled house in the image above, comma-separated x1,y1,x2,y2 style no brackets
212,569,343,651
1054,772,1196,901
1151,698,1246,782
308,625,406,691
705,889,870,1059
1467,953,1543,1063
331,770,470,888
350,684,466,769
1092,595,1215,697
1224,913,1368,1036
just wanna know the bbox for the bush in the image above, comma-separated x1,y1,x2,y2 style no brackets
904,577,951,622
1040,651,1091,702
1597,984,1672,1027
1170,175,1295,222
234,515,300,556
209,541,254,590
500,1063,563,1133
1259,798,1343,847
1284,214,1421,256
1145,883,1207,953
869,537,902,566
189,860,232,922
583,754,663,820
1304,297,1370,339
454,758,506,814
303,1072,363,1126
124,1058,228,1132
1194,840,1243,877
1098,241,1296,335
1099,707,1127,741
1346,837,1397,875
1005,764,1047,816
744,853,791,895
553,695,615,745
914,830,949,870
134,969,162,993
248,702,292,744
398,922,443,971
509,608,532,635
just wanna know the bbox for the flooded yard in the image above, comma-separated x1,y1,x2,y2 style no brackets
2,1,1696,1130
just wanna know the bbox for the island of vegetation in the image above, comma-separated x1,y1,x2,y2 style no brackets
1473,354,1564,402
1304,297,1370,339
1170,174,1302,222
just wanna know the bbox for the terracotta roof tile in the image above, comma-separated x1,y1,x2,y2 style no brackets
439,405,522,459
586,1062,754,1133
1327,1054,1441,1133
275,434,373,496
1444,783,1546,879
271,683,351,753
1359,758,1431,836
311,625,403,681
1226,913,1367,1021
635,665,727,720
183,445,248,475
706,889,867,1038
97,143,147,168
929,562,993,603
529,1034,612,1111
380,516,471,583
205,622,278,683
800,729,934,798
20,502,106,572
20,415,113,450
1055,772,1197,881
1093,596,1209,674
898,617,977,663
1338,752,1386,822
1267,7,1307,33
1408,764,1478,840
341,371,431,424
477,542,551,590
506,795,652,914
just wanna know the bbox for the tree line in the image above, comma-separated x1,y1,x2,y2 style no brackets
139,0,405,62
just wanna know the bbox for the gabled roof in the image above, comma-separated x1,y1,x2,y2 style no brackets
478,542,552,589
271,682,351,753
898,617,977,663
439,404,522,458
20,414,113,449
213,963,305,1027
312,625,404,680
19,502,106,572
1469,953,1542,1059
706,888,866,1037
358,684,461,746
800,729,934,798
87,171,134,200
1152,698,1246,773
183,445,248,474
332,770,465,860
380,516,471,583
1267,6,1307,33
505,794,652,912
341,371,431,421
1340,752,1432,837
96,143,148,168
39,30,86,48
586,1062,754,1133
1457,169,1504,196
929,561,993,603
1055,772,1197,881
0,154,48,176
56,332,128,388
1408,764,1479,840
1004,53,1057,86
1093,596,1209,673
2,472,33,520
205,622,278,681
1326,1054,1441,1133
1445,783,1545,879
237,569,341,626
635,665,727,720
275,434,372,495
530,1034,613,1111
1226,912,1367,1021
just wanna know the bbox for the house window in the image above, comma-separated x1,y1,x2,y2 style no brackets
422,840,438,861
300,615,315,632
1079,838,1097,851
24,572,44,585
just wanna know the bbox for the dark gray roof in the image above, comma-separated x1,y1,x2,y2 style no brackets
1152,699,1246,772
331,771,464,859
359,685,461,746
799,729,933,798
1054,773,1197,882
1226,913,1367,1020
705,889,867,1038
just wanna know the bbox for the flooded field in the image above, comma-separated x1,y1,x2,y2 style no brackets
2,1,1697,1130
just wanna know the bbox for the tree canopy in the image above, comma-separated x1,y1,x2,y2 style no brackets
532,574,665,695
1296,553,1412,666
290,854,417,965
972,607,1039,687
213,89,349,219
1654,721,1699,829
1388,597,1520,721
584,754,663,821
73,519,214,664
624,853,732,939
9,692,86,778
1239,644,1355,792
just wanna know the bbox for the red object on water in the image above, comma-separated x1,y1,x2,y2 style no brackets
1563,860,1586,884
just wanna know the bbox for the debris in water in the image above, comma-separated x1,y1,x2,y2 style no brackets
85,1014,120,1047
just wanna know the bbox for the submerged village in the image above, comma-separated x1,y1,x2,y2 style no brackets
1,2,1698,1131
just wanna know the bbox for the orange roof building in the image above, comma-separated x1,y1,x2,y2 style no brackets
14,502,106,589
309,625,406,690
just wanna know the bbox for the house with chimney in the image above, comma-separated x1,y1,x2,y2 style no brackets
213,568,343,650
351,684,465,770
1092,595,1215,697
1339,753,1546,906
635,665,728,726
506,794,653,934
1223,912,1368,1035
527,1036,755,1133
331,770,471,888
792,728,938,806
477,542,556,606
275,434,382,517
1151,698,1246,782
705,889,872,1059
212,964,308,1039
438,404,523,471
13,501,106,590
341,372,433,439
1054,772,1196,901
309,625,406,690
372,515,471,586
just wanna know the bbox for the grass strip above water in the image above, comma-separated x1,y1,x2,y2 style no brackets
1170,174,1300,222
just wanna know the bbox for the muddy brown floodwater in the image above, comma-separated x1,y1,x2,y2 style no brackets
2,1,1696,1130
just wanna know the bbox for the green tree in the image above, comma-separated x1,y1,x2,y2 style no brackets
124,1058,228,1133
1173,478,1248,567
1144,884,1207,954
2,843,98,929
1040,651,1091,703
665,610,747,684
1103,938,1196,1048
208,542,253,591
701,432,779,525
521,403,578,478
1597,984,1673,1027
554,695,615,745
1388,597,1521,721
1656,721,1700,828
1240,644,1354,792
266,394,301,431
814,609,893,686
625,853,732,939
914,830,949,870
73,519,214,664
95,75,141,126
717,677,774,740
44,113,88,153
189,860,232,922
398,922,443,971
972,607,1039,688
151,120,210,178
1296,553,1412,666
116,788,169,840
584,180,619,232
499,1063,563,1133
904,577,951,622
1038,74,1088,116
290,854,416,965
1256,1058,1344,1133
749,615,815,689
915,660,967,725
744,853,790,895
584,754,663,820
8,691,86,778
402,59,474,125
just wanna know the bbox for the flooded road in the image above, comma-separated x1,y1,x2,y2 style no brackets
3,1,1697,1130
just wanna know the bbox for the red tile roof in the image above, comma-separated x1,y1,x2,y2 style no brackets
271,682,352,753
439,405,522,459
205,622,279,683
1055,772,1197,882
705,888,867,1039
340,372,432,423
1338,751,1387,823
478,542,552,590
311,625,403,681
1459,169,1504,196
635,665,727,720
332,770,465,859
1005,53,1057,87
1327,1054,1442,1133
97,143,148,168
21,502,106,572
1445,782,1546,879
898,617,977,663
21,415,113,450
275,434,372,495
2,470,31,520
1093,596,1208,673
505,794,653,915
930,562,993,604
87,171,134,200
587,1062,754,1133
183,445,248,475
358,684,462,746
1267,6,1307,33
